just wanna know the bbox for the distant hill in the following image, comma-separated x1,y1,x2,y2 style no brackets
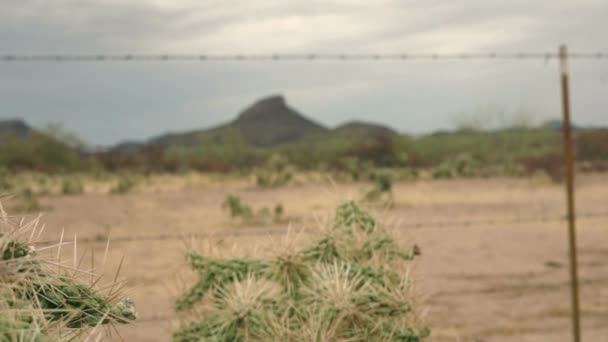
0,119,33,138
332,121,397,139
109,95,407,154
113,95,329,153
230,95,328,146
541,119,581,131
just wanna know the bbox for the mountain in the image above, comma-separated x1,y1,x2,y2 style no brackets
0,119,33,138
109,95,405,153
332,121,397,139
231,95,328,146
112,95,329,153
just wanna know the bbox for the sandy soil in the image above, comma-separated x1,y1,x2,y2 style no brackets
17,174,608,341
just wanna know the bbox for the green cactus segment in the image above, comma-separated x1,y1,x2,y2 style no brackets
334,200,377,234
2,240,35,260
176,254,268,311
1,234,136,339
301,236,342,263
175,201,428,341
28,281,135,328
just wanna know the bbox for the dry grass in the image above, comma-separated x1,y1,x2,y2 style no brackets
7,173,608,341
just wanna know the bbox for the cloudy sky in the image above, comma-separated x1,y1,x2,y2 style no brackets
1,0,607,146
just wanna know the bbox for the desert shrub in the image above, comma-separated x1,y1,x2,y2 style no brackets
274,203,284,218
256,203,287,225
579,160,608,173
110,174,138,195
222,194,253,220
364,172,394,202
0,167,12,192
61,178,84,195
11,187,43,213
521,153,563,183
255,154,292,188
335,156,375,181
432,153,481,179
413,128,560,168
0,132,84,173
0,201,136,340
343,134,401,165
175,201,428,341
162,129,261,173
399,167,419,180
577,129,608,161
339,156,362,180
222,195,287,225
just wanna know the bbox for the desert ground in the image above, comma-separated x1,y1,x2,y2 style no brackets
16,173,608,341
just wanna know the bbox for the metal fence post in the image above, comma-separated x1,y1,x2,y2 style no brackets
559,44,581,342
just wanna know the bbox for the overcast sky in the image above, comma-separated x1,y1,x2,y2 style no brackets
1,0,607,146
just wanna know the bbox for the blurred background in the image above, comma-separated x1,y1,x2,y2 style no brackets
1,1,608,341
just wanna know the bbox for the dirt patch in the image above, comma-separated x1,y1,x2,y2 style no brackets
15,174,608,341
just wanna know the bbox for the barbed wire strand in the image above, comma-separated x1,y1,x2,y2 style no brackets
34,210,608,245
1,52,607,62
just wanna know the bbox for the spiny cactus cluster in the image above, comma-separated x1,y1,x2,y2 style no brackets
175,200,428,341
0,204,136,341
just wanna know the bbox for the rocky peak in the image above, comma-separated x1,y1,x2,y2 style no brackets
236,95,290,121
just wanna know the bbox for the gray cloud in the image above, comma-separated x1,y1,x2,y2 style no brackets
1,0,607,145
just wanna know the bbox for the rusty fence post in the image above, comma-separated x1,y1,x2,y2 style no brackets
559,44,581,342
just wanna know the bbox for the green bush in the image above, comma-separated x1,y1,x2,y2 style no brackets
222,195,287,225
110,175,137,195
0,132,84,173
61,178,84,195
255,154,292,188
0,167,12,192
336,156,375,181
364,172,394,202
274,203,284,218
222,194,253,220
12,188,43,213
432,153,481,179
175,201,428,341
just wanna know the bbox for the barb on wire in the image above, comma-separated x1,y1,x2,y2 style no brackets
1,52,607,62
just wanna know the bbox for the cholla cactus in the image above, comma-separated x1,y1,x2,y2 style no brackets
0,200,136,341
175,201,428,341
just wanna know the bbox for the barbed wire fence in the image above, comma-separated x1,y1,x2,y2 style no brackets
1,51,607,62
29,209,608,245
4,46,606,341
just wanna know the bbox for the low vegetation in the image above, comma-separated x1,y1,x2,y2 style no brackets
110,174,138,195
255,154,292,188
175,201,428,341
2,122,607,183
364,172,395,204
61,178,85,195
0,168,12,193
222,194,286,225
10,188,44,213
0,132,86,173
222,194,253,220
